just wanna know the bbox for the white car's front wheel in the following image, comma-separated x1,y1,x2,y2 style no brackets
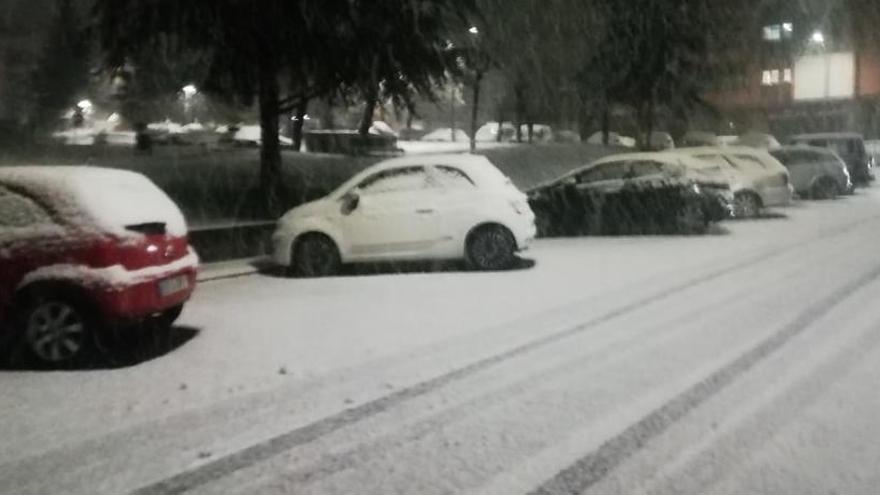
290,234,341,278
467,225,517,271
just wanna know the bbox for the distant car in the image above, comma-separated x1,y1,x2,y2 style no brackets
734,132,781,150
680,131,721,148
272,154,536,275
526,152,733,237
421,128,470,142
0,167,198,366
769,146,853,199
649,131,676,150
475,123,517,142
789,133,874,185
586,131,637,148
673,146,792,218
231,125,294,148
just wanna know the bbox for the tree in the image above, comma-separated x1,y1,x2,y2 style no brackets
28,0,91,136
337,1,478,137
94,1,478,211
580,0,756,149
93,0,352,212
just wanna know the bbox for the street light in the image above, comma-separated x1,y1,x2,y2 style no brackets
181,84,198,123
468,26,479,35
811,30,825,45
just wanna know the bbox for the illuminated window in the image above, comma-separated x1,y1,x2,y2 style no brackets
763,23,793,41
762,70,781,86
763,25,781,41
783,68,793,83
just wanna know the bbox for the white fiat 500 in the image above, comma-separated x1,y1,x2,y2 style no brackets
272,154,536,276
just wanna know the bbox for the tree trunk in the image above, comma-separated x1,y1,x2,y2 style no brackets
638,98,655,151
322,96,335,129
514,84,525,143
469,71,483,154
358,90,377,137
358,55,380,137
601,105,610,145
527,122,534,144
292,98,308,152
258,59,282,214
495,104,505,143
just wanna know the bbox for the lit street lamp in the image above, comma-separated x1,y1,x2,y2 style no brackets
181,84,198,123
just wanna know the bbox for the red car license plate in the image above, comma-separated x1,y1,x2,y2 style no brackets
158,275,189,297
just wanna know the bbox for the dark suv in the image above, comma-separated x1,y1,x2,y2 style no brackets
789,133,874,185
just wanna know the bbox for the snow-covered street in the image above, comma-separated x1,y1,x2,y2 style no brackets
4,188,880,494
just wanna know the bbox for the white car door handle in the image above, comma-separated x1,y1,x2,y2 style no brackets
416,208,435,214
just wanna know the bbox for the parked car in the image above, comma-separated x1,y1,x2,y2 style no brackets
586,131,637,148
673,146,792,218
272,154,536,276
769,146,853,199
421,128,470,142
680,131,722,148
526,152,733,237
0,167,198,366
789,133,874,185
643,131,676,151
475,123,517,142
734,132,781,150
866,139,880,164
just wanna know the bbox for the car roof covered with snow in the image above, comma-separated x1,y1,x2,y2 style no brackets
0,165,187,237
331,154,511,197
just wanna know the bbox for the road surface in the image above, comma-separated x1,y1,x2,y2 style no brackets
3,189,880,494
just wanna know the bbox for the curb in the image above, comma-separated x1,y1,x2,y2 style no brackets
197,257,272,283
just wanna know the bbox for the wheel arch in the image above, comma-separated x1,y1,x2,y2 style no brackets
11,279,103,329
465,222,517,249
291,230,342,260
734,189,764,207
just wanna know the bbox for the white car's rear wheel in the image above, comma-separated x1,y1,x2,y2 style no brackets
467,225,516,271
21,296,95,366
291,234,341,277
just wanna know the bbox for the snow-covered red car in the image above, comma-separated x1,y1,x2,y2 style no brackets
0,166,198,366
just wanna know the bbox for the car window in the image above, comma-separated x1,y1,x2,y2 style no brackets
0,187,53,228
627,160,665,178
694,154,732,169
576,162,628,183
356,166,430,195
828,139,863,156
732,154,768,170
433,166,475,189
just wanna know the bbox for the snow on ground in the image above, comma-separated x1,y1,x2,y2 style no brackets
3,191,880,493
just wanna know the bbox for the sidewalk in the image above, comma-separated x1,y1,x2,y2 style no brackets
197,256,273,282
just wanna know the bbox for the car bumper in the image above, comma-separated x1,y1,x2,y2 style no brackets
511,212,537,250
760,185,793,207
97,266,197,321
272,231,295,267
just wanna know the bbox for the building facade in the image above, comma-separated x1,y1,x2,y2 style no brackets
705,0,880,140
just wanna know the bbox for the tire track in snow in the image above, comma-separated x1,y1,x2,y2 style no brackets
131,215,880,495
529,261,880,495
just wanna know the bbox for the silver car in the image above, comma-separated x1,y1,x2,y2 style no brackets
769,146,853,199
